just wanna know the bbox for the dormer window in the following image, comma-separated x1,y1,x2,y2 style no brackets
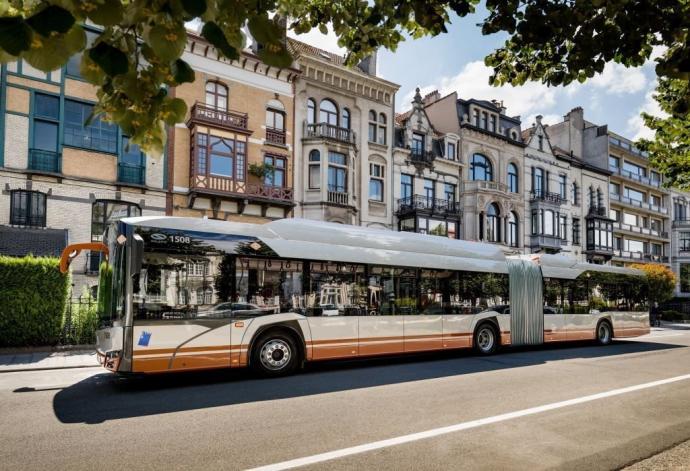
411,132,425,156
447,141,456,161
538,134,544,151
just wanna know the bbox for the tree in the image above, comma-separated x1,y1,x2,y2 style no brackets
0,1,687,176
631,263,676,306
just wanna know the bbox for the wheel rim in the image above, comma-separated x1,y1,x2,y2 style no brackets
259,339,291,371
599,324,611,343
477,327,495,352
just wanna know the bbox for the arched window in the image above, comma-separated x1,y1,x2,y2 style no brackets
341,108,350,130
319,99,338,126
378,113,387,145
508,212,518,247
205,81,228,110
204,288,213,305
308,149,320,189
265,108,285,131
508,163,519,193
486,203,500,242
368,110,377,142
470,154,493,181
307,98,316,124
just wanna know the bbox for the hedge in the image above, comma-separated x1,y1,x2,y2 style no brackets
0,255,70,347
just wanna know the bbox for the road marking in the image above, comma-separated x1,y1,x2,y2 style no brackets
247,373,690,471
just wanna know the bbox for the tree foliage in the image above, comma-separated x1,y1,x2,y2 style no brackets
631,263,676,306
0,1,687,176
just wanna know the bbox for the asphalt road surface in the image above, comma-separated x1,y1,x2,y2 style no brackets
2,327,690,471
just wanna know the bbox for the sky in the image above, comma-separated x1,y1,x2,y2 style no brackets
289,6,661,141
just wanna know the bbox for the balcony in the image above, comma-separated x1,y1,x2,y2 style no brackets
462,180,510,193
396,195,462,218
265,127,286,146
117,163,145,186
28,149,61,173
609,165,661,188
304,122,354,145
609,193,669,215
609,136,649,158
189,169,293,210
612,250,669,263
327,189,349,206
529,234,567,251
672,219,690,228
530,190,566,205
409,150,436,165
187,102,249,133
612,221,668,239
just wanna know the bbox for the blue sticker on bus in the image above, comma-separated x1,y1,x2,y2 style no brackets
138,331,152,347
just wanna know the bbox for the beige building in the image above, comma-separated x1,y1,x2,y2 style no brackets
0,52,166,293
289,39,399,228
168,32,299,223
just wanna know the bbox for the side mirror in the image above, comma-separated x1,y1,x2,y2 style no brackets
129,234,144,275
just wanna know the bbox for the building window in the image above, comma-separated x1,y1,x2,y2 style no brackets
342,108,350,130
650,194,662,207
320,99,338,126
609,182,620,196
572,182,579,206
531,210,539,235
490,115,496,132
327,151,347,193
624,239,645,253
559,215,567,240
423,179,435,203
10,190,46,227
681,264,690,293
481,112,488,129
265,108,285,131
31,94,60,171
473,109,480,127
205,81,228,110
680,232,690,252
623,161,646,177
609,155,620,169
572,218,581,245
586,218,613,252
307,98,316,124
557,174,566,199
650,171,661,185
538,134,544,151
63,100,118,153
65,30,98,78
544,209,555,236
195,133,246,181
120,137,145,185
624,187,645,202
377,113,387,145
401,174,413,200
91,200,141,241
369,163,384,202
264,155,285,187
508,163,519,193
470,154,493,181
308,150,320,189
411,132,425,156
486,203,500,242
507,212,518,247
444,183,456,204
368,110,377,142
623,212,638,226
447,142,456,160
532,167,545,195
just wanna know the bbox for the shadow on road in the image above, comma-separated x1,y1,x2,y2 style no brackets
50,339,684,424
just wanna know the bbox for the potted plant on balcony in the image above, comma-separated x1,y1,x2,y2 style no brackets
248,162,275,181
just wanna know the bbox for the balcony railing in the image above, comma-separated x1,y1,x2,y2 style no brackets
118,163,145,185
672,219,690,228
612,221,668,238
28,149,60,173
304,122,354,144
529,234,567,250
609,165,661,188
530,190,566,205
265,127,286,145
327,189,349,205
190,168,294,205
245,183,293,202
396,195,462,216
612,250,669,263
462,180,510,193
609,193,669,214
409,150,436,164
188,102,248,132
608,136,649,158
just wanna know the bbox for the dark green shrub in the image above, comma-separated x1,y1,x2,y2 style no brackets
0,256,70,347
65,289,99,345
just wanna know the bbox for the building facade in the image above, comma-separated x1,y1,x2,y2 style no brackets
168,33,298,223
670,191,690,298
0,54,167,293
289,39,399,228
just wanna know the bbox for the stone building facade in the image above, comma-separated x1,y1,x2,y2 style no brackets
0,53,166,293
289,39,399,229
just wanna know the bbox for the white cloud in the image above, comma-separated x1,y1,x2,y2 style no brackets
590,62,648,95
627,80,665,140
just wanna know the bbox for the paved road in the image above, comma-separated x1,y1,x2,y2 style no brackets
2,327,690,471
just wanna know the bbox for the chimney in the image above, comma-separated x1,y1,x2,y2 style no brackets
491,99,507,114
422,90,441,106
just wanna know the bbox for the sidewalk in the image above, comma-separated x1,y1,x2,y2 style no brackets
0,348,98,373
624,439,690,470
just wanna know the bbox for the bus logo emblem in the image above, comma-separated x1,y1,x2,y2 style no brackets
151,233,167,242
138,331,152,346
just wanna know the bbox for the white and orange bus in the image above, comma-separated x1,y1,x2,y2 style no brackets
60,217,650,376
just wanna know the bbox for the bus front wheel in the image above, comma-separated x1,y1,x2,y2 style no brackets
251,331,300,377
596,321,613,346
474,323,498,355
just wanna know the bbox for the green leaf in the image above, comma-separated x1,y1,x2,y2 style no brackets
257,44,293,69
26,5,75,37
0,17,32,56
23,26,85,72
201,22,239,60
146,24,187,62
248,15,281,44
161,98,187,125
86,0,124,26
181,0,207,17
88,42,129,76
79,53,106,85
171,59,195,84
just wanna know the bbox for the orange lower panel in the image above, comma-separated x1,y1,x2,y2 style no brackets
170,353,231,371
358,340,405,357
567,329,595,341
132,357,172,373
544,331,568,342
442,337,471,349
615,327,650,338
311,343,358,360
404,337,443,352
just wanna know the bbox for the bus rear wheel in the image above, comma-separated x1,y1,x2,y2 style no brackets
596,321,613,346
251,331,300,377
474,323,498,355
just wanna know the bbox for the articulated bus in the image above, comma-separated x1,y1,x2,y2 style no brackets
60,217,650,377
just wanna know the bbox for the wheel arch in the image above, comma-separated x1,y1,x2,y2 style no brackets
596,316,614,338
472,316,501,346
246,321,307,366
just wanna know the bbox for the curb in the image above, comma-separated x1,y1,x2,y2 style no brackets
0,363,100,374
0,345,95,355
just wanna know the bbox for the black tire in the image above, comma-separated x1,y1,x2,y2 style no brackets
473,322,499,355
596,320,613,346
250,331,300,377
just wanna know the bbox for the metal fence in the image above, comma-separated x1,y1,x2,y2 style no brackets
61,295,98,345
